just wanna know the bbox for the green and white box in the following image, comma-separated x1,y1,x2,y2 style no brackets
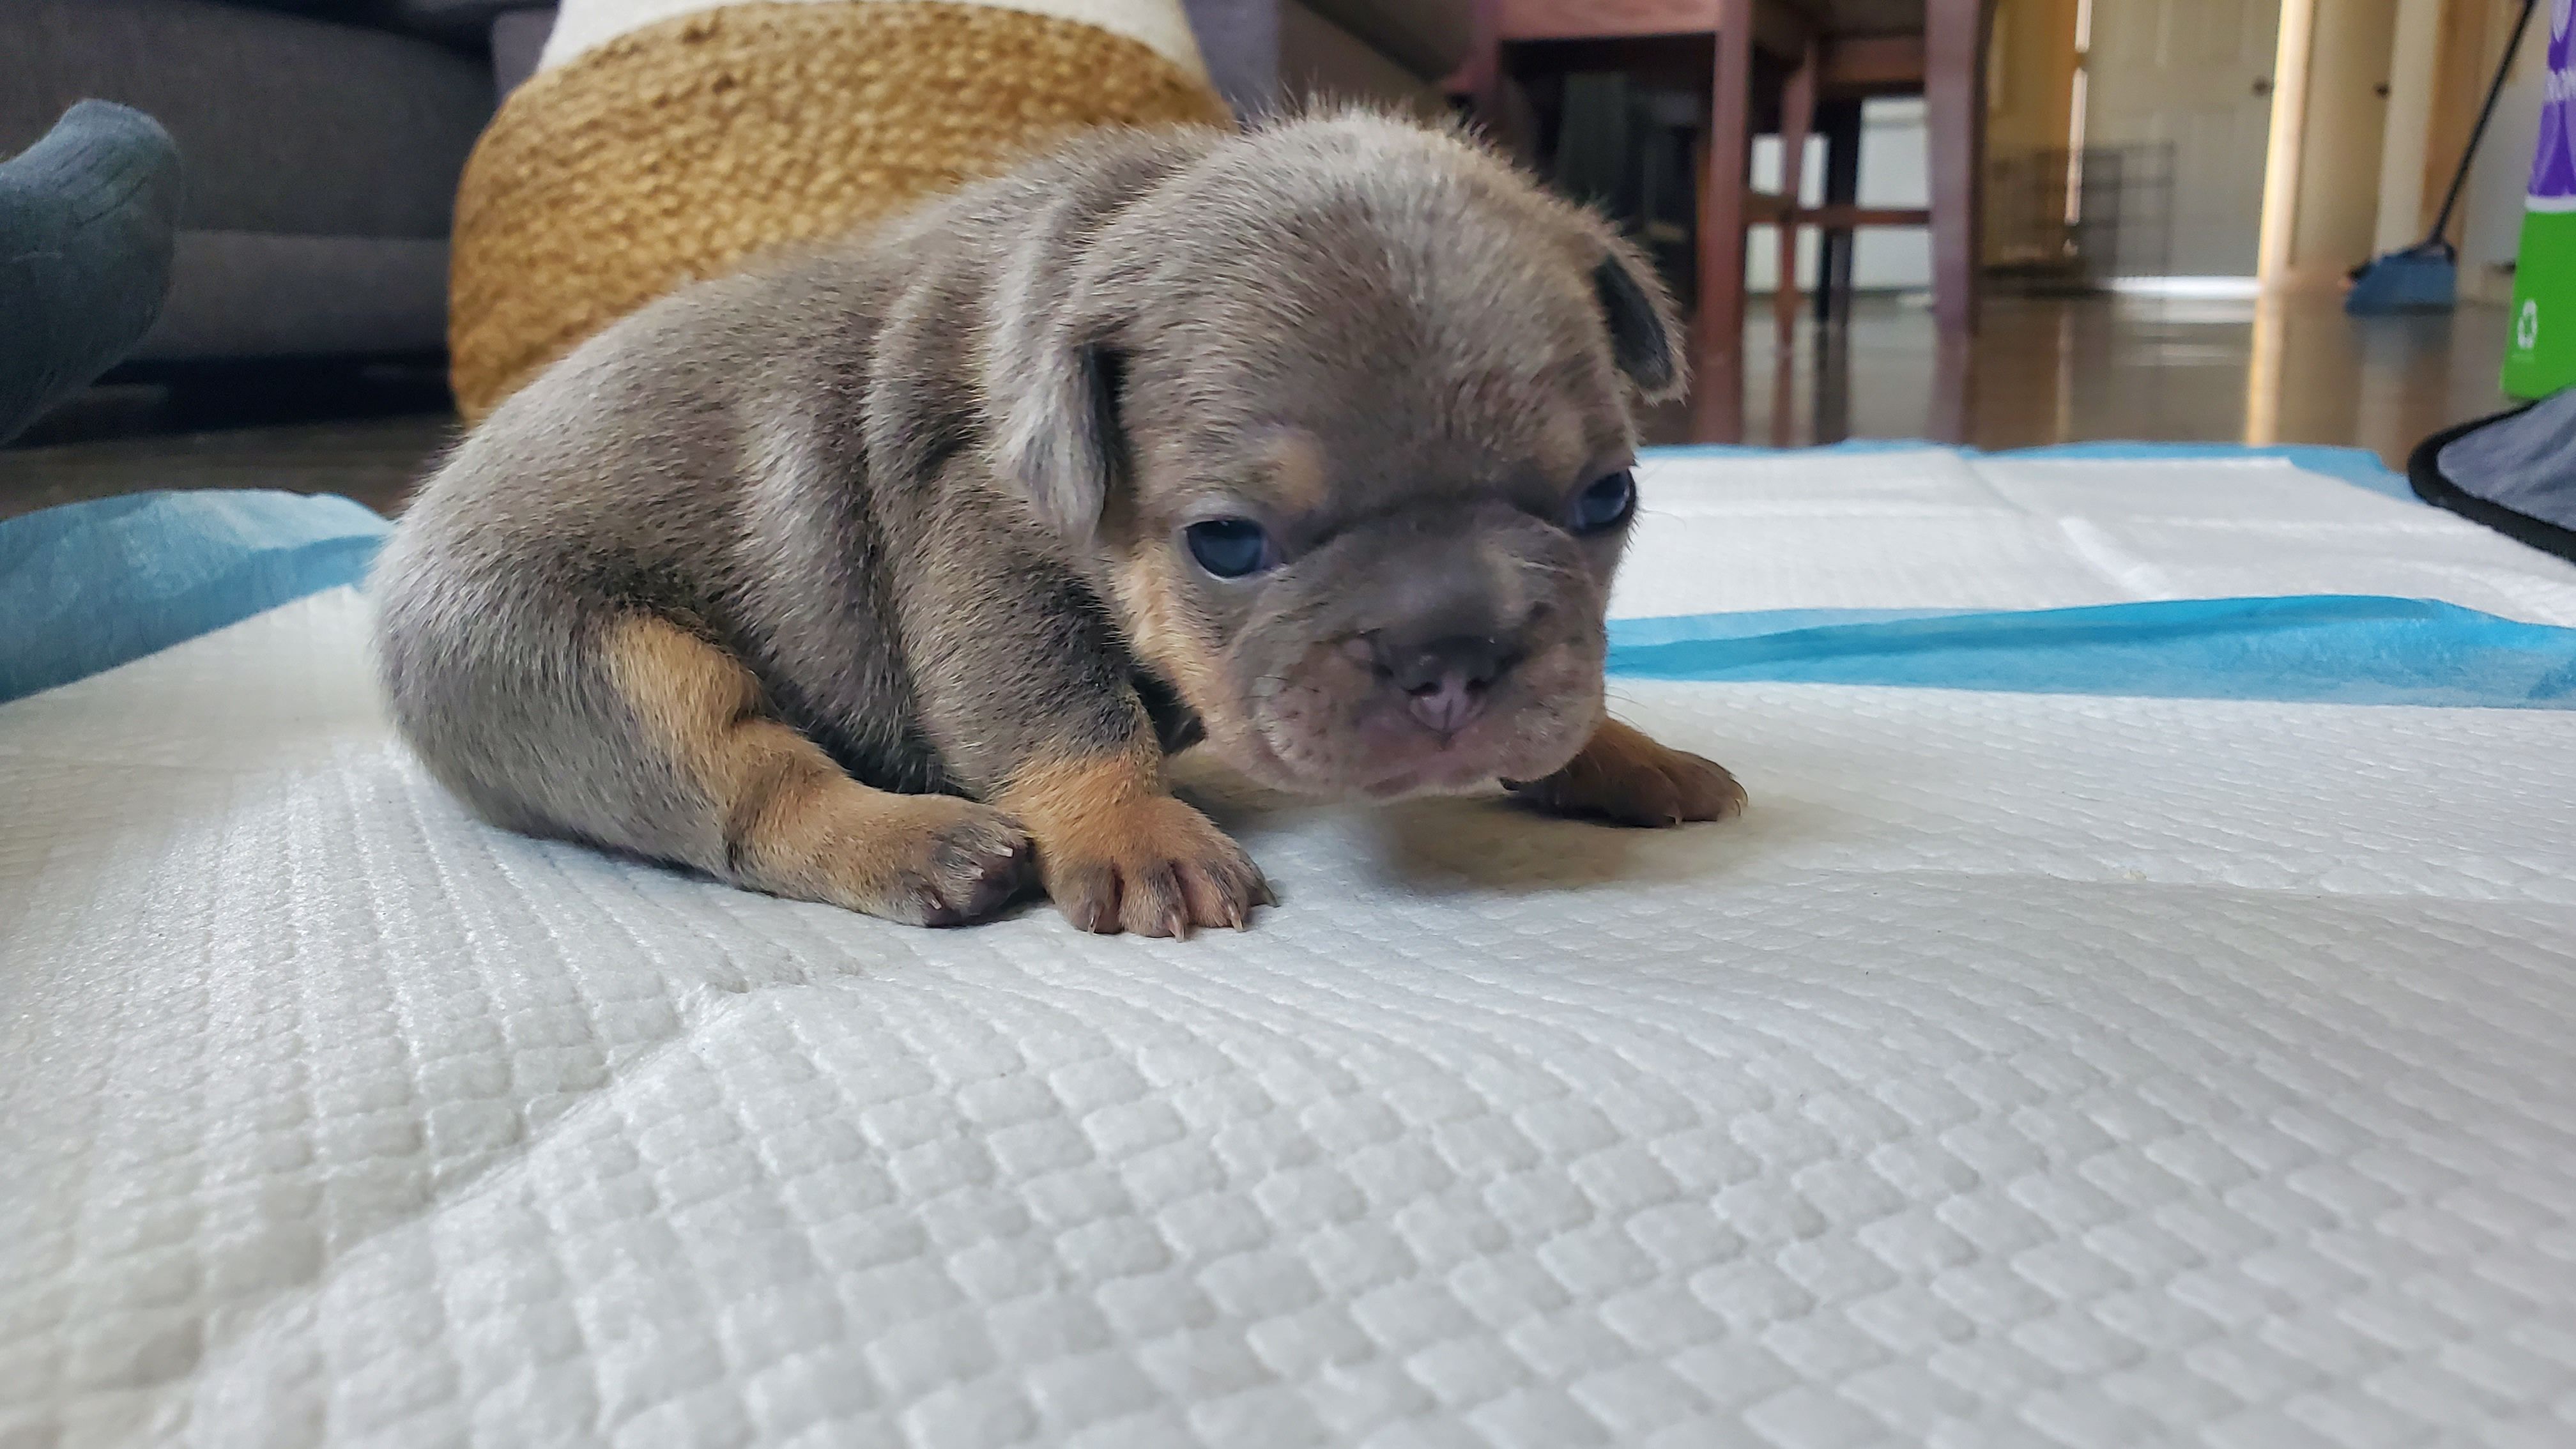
2504,2,2576,397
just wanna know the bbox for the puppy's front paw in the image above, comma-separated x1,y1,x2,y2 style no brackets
801,793,1033,926
1036,795,1271,938
1508,719,1746,827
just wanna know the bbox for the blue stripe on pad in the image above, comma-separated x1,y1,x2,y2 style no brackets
0,489,390,705
1606,595,2576,709
4,489,2542,715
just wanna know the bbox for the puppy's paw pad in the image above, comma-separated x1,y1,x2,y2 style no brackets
1512,734,1745,828
1039,797,1269,939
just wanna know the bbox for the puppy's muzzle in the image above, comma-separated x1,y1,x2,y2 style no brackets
1221,503,1608,798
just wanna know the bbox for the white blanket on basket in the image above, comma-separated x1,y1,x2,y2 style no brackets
6,448,2575,1448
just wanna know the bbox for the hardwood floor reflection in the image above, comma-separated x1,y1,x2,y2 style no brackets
1650,291,2518,466
0,413,453,522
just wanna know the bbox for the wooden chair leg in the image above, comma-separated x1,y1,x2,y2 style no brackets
1815,98,1864,325
1812,321,1851,442
1774,38,1816,353
1769,350,1801,445
1692,0,1756,438
1925,0,1992,341
1687,130,1742,443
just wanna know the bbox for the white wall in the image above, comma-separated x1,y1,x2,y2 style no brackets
2284,0,2401,280
2374,0,2445,252
1747,98,1933,294
2458,31,2548,301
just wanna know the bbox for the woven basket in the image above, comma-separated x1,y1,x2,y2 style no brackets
448,0,1229,422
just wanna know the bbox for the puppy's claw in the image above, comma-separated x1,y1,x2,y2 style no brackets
1675,756,1749,822
1176,857,1261,933
1035,795,1268,938
915,834,1032,926
802,798,1032,926
1123,862,1192,939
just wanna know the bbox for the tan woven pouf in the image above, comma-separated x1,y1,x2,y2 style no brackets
448,0,1229,423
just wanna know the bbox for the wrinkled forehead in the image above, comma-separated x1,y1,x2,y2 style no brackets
1130,279,1636,509
1126,351,1632,526
1112,141,1643,503
1254,356,1627,502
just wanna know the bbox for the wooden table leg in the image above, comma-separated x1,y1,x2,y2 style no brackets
1691,0,1756,439
1774,37,1816,353
1925,0,1991,342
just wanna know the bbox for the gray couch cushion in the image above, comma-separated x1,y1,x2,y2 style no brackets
385,0,548,41
136,231,450,359
200,0,524,45
1183,0,1463,116
490,6,555,94
1,0,491,237
1181,0,1280,116
1280,2,1447,118
1298,0,1468,81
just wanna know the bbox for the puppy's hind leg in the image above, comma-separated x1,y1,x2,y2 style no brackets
603,617,1032,924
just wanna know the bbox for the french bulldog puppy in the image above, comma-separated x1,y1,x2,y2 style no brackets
373,111,1744,937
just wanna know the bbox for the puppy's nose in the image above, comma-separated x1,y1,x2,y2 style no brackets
1374,634,1514,734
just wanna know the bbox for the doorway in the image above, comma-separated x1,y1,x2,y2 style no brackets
2083,0,2288,278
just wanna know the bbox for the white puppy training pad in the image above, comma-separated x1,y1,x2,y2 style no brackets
8,450,2576,1447
1619,448,2576,624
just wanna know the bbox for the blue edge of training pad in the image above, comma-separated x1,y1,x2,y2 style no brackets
6,444,2573,710
0,489,390,706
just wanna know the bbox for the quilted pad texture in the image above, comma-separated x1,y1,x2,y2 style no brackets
6,451,2576,1446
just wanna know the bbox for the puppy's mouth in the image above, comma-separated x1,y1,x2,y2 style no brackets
1208,636,1605,800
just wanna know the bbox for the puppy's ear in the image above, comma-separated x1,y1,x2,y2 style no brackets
990,317,1126,537
984,202,1130,538
1591,236,1687,402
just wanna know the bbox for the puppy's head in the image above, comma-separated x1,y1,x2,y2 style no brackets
986,112,1682,799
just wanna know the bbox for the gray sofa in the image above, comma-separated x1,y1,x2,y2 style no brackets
1,0,1468,369
1183,0,1470,121
0,0,519,363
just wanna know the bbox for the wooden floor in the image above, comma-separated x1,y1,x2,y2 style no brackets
1645,290,2517,459
0,292,2517,523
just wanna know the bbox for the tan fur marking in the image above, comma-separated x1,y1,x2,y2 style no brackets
606,616,815,871
1575,717,1667,776
603,617,1027,921
999,732,1269,937
1111,549,1232,723
1261,430,1330,516
1513,717,1746,827
997,732,1165,847
1533,411,1592,488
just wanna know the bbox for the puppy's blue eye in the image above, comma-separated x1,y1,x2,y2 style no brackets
1569,468,1637,534
1184,518,1275,578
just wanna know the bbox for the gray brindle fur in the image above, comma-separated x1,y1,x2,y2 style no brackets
374,111,1744,937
